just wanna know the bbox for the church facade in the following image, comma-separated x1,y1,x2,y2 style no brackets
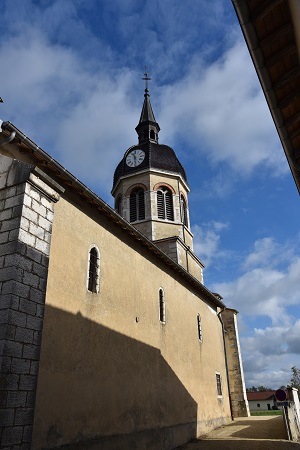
0,84,248,450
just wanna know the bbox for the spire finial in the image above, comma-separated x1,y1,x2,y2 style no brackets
142,67,151,93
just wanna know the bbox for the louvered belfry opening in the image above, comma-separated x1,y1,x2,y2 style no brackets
130,188,145,222
157,187,174,221
88,247,99,293
180,195,188,227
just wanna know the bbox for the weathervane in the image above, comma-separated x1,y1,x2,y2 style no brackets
142,67,151,91
0,97,3,103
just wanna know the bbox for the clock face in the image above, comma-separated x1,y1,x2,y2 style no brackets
126,149,145,167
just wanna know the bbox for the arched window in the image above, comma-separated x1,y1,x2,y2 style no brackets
197,314,202,341
130,188,145,222
159,288,165,323
180,195,188,227
157,187,174,221
87,246,100,293
150,130,155,140
115,195,122,215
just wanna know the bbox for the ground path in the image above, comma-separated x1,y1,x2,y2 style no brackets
175,416,300,450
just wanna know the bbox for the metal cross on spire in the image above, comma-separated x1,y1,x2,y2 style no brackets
142,68,151,91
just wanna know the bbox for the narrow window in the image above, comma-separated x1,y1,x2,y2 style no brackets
150,130,155,140
216,373,222,396
88,247,100,293
115,195,122,214
130,188,145,222
197,314,202,341
257,403,260,408
157,187,174,221
159,288,165,323
180,195,188,227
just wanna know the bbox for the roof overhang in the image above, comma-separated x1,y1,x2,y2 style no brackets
232,0,300,194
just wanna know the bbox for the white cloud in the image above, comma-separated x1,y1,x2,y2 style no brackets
0,24,141,198
192,221,229,267
159,41,287,177
212,236,300,387
243,237,294,270
241,325,300,388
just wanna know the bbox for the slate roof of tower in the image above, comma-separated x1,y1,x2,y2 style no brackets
113,85,188,190
112,141,188,191
139,88,156,124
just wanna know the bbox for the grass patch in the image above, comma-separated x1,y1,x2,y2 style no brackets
251,410,283,416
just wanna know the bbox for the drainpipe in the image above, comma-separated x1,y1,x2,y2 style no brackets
218,307,234,421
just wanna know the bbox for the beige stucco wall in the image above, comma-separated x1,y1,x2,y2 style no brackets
32,194,231,449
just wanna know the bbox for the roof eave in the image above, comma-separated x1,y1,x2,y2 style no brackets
232,0,300,194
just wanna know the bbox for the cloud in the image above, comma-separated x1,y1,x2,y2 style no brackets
241,325,300,387
159,41,287,177
211,236,300,387
0,0,288,204
0,15,141,198
243,237,294,270
192,221,229,267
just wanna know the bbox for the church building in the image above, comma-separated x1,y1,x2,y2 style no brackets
0,79,249,450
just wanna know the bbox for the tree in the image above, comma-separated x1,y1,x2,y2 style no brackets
289,366,300,392
257,385,273,392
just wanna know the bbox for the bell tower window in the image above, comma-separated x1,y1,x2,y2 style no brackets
180,195,188,227
150,130,155,140
130,188,145,222
157,187,174,221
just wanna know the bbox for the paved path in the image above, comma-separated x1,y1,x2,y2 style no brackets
175,416,300,450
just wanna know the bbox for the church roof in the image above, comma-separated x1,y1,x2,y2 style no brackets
112,141,188,191
138,88,157,124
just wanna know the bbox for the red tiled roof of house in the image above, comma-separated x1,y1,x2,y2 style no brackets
247,391,276,401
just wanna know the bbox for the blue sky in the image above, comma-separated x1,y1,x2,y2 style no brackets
1,0,300,389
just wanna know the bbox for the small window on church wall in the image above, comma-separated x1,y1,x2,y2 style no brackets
180,195,188,227
88,247,100,293
159,288,165,323
157,187,174,221
197,314,202,341
130,188,145,222
216,373,222,396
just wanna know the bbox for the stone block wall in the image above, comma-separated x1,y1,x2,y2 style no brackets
0,156,60,449
221,308,250,418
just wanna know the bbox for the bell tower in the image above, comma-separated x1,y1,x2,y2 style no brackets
112,73,204,283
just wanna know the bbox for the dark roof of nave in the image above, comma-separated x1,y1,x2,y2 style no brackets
113,141,188,191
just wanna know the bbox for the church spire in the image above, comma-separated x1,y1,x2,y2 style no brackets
135,71,160,144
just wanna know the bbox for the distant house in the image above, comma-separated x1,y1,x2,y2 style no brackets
247,391,277,411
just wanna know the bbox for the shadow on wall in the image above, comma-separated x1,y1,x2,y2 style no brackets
32,305,198,450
